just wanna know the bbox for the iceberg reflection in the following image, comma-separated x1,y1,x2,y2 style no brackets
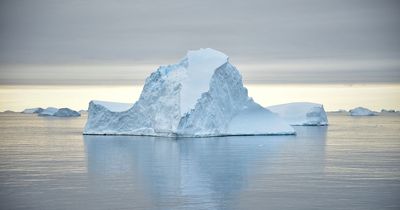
83,127,326,209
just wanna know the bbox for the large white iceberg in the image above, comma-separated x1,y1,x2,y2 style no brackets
349,107,376,116
84,48,295,137
267,102,328,126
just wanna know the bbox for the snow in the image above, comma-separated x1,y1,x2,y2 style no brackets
84,48,295,137
180,48,229,115
92,100,132,112
267,102,328,126
38,107,59,116
349,107,376,116
227,102,295,135
22,107,44,114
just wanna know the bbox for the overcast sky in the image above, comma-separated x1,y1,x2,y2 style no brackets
0,0,399,85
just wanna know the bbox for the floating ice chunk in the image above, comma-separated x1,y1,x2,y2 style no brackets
38,107,59,116
53,108,81,117
349,107,376,116
267,102,328,126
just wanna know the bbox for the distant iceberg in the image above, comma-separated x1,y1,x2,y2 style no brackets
381,109,396,113
38,107,59,116
23,107,81,117
53,108,81,117
84,48,295,137
267,102,328,126
22,107,44,114
329,109,347,114
349,107,376,116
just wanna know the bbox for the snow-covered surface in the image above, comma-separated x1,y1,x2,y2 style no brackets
92,100,132,112
180,48,228,115
84,48,295,137
38,107,59,116
227,102,295,135
349,107,376,116
22,107,44,114
267,102,328,126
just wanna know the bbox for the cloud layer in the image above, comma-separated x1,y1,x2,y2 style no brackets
0,0,399,84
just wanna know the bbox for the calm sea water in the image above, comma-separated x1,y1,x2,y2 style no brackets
0,113,399,210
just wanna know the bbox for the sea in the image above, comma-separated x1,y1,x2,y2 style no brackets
0,112,399,210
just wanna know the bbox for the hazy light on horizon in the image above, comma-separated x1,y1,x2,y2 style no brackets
1,84,399,112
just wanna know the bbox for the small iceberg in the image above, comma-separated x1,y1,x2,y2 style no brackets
23,107,81,117
267,102,328,126
79,110,88,114
381,109,396,113
53,108,81,117
38,107,59,116
329,109,347,114
349,107,376,116
22,107,44,114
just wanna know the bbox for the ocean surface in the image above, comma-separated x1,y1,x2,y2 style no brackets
0,113,399,210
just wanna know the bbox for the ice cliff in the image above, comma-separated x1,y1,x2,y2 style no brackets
267,102,328,126
84,48,295,137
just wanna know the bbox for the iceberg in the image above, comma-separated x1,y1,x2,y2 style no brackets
381,109,395,113
53,108,81,117
79,110,88,114
24,107,81,117
84,48,295,137
267,102,328,126
38,107,59,116
349,107,376,116
22,107,44,114
329,109,347,114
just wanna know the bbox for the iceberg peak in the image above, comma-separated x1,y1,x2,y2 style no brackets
180,48,229,115
186,48,229,69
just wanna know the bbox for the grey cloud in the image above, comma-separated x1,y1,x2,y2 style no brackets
0,0,399,84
